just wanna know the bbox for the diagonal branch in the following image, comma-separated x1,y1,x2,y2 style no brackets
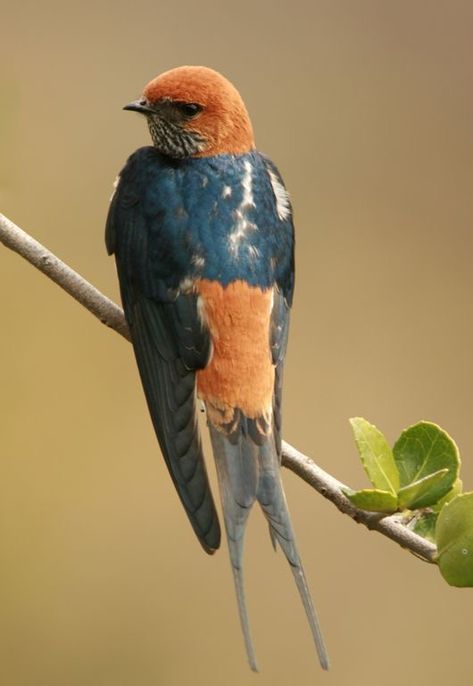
0,213,130,341
0,212,437,563
282,442,436,561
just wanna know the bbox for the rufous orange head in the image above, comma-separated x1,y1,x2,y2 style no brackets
124,66,255,159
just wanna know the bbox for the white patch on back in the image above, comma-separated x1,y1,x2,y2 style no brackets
192,254,206,270
267,168,291,221
229,160,256,253
247,245,260,260
196,294,205,324
222,185,232,198
268,287,275,332
196,295,214,363
179,277,195,294
110,175,120,202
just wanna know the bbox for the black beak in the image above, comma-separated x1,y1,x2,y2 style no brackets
123,99,155,115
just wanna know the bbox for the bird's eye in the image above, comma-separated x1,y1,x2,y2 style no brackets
176,102,203,118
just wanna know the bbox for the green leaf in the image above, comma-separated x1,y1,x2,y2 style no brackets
436,493,473,587
432,478,463,513
393,422,459,508
350,417,399,494
412,511,438,543
343,487,398,513
397,469,449,510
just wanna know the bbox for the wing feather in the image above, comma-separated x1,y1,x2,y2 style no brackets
106,154,220,553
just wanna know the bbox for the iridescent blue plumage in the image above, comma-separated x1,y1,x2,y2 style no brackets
106,147,294,301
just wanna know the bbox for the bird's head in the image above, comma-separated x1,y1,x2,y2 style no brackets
124,66,255,159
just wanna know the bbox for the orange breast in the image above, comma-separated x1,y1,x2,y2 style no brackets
196,279,274,429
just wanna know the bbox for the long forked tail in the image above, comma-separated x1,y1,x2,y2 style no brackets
257,441,329,670
209,424,329,672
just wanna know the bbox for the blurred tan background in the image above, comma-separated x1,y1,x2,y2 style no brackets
1,1,472,684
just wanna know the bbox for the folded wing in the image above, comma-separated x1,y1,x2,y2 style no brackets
106,158,221,553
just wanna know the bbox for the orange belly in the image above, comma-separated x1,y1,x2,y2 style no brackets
196,279,274,430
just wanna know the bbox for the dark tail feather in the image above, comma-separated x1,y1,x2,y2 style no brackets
208,425,259,671
257,441,330,671
209,423,329,671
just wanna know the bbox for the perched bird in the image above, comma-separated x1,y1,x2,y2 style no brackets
106,65,328,671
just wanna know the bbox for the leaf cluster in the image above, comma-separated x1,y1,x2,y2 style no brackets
344,418,473,587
